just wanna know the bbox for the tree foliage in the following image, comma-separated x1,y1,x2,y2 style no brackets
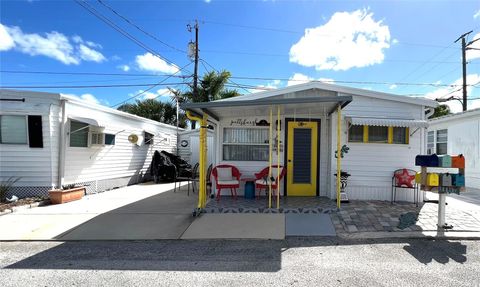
183,70,240,102
430,104,451,119
118,99,186,128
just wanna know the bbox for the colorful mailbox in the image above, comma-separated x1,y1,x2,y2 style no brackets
452,174,465,187
415,154,439,167
451,154,465,169
440,173,453,187
415,172,422,184
426,173,439,186
438,155,452,168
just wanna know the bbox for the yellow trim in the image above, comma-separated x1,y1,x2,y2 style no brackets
286,121,318,196
268,108,273,208
336,106,342,209
277,106,280,209
186,111,208,209
406,127,410,144
388,127,393,144
363,125,368,143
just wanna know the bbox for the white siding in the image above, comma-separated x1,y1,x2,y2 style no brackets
428,114,480,188
63,102,177,186
178,130,215,166
0,91,60,191
330,95,425,202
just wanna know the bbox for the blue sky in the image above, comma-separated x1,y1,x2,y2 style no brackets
1,0,480,112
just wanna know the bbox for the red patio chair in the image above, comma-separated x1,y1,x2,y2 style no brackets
254,165,286,199
391,168,419,206
212,164,241,201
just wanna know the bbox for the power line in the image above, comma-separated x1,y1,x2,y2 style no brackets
0,82,187,89
199,59,252,94
397,43,457,83
96,0,186,54
228,76,472,88
109,62,193,107
0,70,190,78
74,0,182,70
202,20,460,50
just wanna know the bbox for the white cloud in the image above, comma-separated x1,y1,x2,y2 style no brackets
117,64,130,72
78,44,106,62
389,84,397,90
289,9,391,71
0,23,106,65
474,9,480,19
287,73,334,86
466,32,480,61
62,93,103,105
0,24,15,51
425,74,480,113
254,79,283,91
135,52,180,74
130,88,175,101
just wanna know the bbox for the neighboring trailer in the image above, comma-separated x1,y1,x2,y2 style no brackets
0,89,179,197
428,108,480,189
177,129,215,167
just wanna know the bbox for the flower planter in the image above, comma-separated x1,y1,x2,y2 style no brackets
48,186,85,204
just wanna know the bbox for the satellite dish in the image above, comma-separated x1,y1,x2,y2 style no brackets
128,134,138,144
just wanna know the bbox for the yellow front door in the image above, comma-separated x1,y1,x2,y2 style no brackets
286,121,318,196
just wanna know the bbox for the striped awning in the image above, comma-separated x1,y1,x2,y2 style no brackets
347,117,429,128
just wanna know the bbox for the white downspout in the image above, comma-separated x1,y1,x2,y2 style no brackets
57,99,67,188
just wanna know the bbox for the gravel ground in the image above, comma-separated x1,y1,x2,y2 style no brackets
0,238,479,287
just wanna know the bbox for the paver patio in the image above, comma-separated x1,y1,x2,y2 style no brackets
205,190,480,236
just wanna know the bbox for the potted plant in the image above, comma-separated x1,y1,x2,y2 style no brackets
48,184,85,204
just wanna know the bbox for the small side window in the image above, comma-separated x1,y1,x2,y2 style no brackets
144,132,154,145
105,134,115,145
348,124,363,142
0,115,28,144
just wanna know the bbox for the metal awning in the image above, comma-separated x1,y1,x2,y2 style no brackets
347,117,429,128
181,96,352,121
69,116,104,128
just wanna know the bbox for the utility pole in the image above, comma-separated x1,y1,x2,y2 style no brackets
454,30,478,111
187,20,199,128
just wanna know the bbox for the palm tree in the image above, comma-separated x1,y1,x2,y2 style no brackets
181,70,240,128
118,99,187,128
184,70,240,103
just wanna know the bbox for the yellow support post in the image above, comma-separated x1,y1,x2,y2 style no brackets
336,105,342,209
277,106,280,209
269,107,273,209
186,111,208,210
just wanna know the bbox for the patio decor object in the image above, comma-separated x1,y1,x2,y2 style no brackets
254,165,286,200
391,169,418,206
334,171,351,203
48,186,85,204
212,164,241,201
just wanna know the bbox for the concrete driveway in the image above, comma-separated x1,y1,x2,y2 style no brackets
0,182,197,240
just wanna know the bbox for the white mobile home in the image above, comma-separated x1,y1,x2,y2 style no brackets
428,108,480,188
183,82,438,202
0,89,179,197
177,129,215,167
